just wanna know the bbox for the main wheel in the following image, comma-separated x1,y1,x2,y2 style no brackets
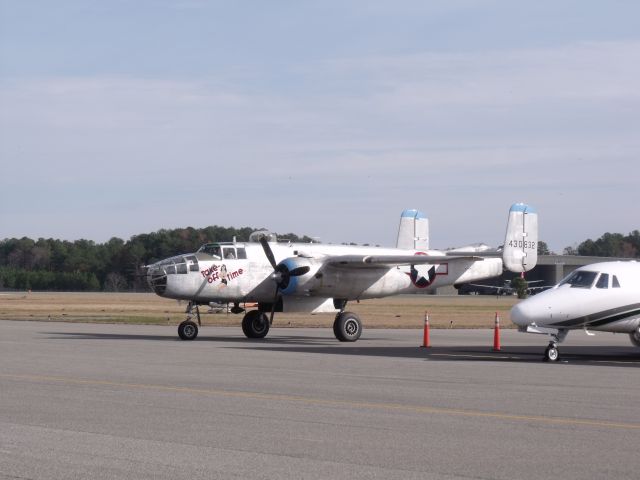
333,312,362,342
242,310,270,339
178,320,198,340
544,344,559,362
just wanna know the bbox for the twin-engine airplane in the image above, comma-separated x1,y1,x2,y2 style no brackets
511,261,640,361
146,203,538,342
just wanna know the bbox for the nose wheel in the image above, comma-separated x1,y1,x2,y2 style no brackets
544,342,559,362
178,301,201,340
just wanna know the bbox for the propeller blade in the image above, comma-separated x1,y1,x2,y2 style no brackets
269,285,279,325
260,236,278,270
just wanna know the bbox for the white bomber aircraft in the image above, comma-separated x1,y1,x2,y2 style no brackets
146,203,538,342
511,261,640,361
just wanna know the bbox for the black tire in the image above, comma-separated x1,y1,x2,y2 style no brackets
178,320,198,341
544,345,559,362
333,312,362,342
242,310,270,339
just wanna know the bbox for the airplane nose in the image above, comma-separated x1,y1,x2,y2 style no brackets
510,301,532,327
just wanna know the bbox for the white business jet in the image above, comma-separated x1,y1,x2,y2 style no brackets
147,203,538,342
511,261,640,361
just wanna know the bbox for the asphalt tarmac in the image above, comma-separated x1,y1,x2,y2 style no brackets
2,320,640,479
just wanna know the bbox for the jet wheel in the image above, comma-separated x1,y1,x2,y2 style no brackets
242,310,270,339
178,320,198,341
333,312,362,342
544,344,559,362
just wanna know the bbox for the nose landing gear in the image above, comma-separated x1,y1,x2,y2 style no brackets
544,342,559,362
178,301,201,340
542,329,567,362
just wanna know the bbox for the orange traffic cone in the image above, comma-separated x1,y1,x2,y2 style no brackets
493,312,501,351
421,312,431,348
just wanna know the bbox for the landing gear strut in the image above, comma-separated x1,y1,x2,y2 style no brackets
178,301,200,340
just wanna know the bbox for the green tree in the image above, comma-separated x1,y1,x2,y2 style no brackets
537,240,551,255
511,277,528,299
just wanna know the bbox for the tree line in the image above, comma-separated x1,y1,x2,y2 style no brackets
0,228,638,292
0,226,313,292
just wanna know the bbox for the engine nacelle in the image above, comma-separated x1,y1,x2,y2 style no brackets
277,257,320,296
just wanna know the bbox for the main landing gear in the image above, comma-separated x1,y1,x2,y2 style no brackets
241,310,270,339
238,306,363,342
333,311,362,342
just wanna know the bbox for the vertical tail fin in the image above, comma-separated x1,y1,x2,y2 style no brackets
397,209,429,250
503,203,538,272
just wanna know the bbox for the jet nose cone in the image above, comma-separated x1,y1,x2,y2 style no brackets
510,301,532,327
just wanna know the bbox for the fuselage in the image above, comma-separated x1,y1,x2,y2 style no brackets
511,261,640,334
147,241,504,303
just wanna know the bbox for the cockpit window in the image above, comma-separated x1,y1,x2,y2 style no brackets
559,270,598,288
237,247,247,259
595,273,609,289
198,244,221,259
186,255,199,272
222,247,236,259
176,262,188,274
613,275,621,288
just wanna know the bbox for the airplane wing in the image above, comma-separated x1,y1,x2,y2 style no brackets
325,254,485,268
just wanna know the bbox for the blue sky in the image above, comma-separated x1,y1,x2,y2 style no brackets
1,1,639,253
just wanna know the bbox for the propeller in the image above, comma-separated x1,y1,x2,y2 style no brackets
259,236,310,323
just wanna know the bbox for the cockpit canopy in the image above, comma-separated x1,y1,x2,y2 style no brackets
249,230,277,243
559,270,621,289
197,243,247,260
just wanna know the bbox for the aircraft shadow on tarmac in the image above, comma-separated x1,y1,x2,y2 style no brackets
231,343,640,367
44,331,640,367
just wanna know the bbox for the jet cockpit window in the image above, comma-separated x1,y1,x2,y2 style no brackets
595,273,609,289
223,247,236,259
559,270,598,288
613,275,621,288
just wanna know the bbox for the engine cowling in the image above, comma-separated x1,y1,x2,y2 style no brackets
276,257,319,295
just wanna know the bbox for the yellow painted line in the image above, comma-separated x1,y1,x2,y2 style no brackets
3,373,640,431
